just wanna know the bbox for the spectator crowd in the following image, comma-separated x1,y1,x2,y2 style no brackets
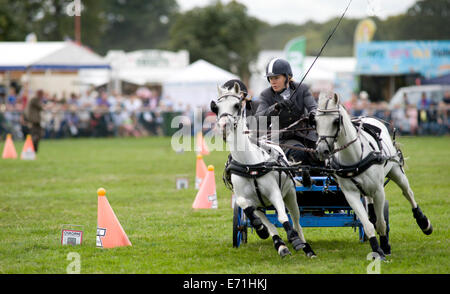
0,86,199,140
1,86,450,141
338,90,450,136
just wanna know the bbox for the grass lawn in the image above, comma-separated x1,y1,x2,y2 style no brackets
0,135,448,274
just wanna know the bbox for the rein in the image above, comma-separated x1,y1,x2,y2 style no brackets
216,95,316,154
316,100,404,180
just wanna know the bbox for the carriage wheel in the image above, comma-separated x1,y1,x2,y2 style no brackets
233,205,248,248
359,199,389,242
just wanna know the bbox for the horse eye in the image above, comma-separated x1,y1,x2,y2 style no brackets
333,118,340,125
233,103,240,110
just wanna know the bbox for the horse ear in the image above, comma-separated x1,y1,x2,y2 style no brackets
245,100,252,111
334,92,340,105
217,84,223,96
210,100,218,115
233,82,241,95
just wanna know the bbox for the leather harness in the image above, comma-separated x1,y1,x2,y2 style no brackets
224,152,295,208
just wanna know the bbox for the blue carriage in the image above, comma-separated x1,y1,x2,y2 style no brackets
232,175,389,248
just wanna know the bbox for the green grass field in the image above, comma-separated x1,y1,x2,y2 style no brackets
0,136,448,274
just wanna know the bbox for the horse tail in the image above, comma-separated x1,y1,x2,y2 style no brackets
223,166,234,191
392,131,408,171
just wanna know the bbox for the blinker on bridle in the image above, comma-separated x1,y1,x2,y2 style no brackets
316,105,343,151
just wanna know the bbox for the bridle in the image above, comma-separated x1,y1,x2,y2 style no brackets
215,93,249,131
316,101,362,156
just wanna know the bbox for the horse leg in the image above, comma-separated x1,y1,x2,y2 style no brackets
273,194,312,256
365,197,377,226
235,195,269,240
344,189,386,261
254,210,290,257
387,165,433,235
267,189,297,257
372,190,391,255
242,206,270,240
284,185,316,257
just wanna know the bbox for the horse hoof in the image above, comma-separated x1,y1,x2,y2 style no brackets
382,248,391,256
423,222,433,235
371,252,386,261
413,206,433,235
379,236,391,255
278,245,291,258
291,239,306,251
374,249,386,261
380,243,391,256
302,243,316,258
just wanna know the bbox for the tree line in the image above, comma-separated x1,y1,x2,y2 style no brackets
0,0,448,84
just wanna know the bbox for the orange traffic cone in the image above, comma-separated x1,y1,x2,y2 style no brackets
96,188,132,248
195,154,208,190
196,132,210,155
2,134,17,159
192,165,218,209
21,134,36,160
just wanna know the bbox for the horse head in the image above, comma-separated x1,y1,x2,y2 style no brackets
315,92,344,161
210,82,245,140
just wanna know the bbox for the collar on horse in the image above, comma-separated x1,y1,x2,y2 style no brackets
330,121,386,178
223,152,295,209
331,151,385,178
224,143,294,180
226,157,287,179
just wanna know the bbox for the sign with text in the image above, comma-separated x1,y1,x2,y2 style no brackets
61,225,83,246
356,41,450,78
284,37,306,80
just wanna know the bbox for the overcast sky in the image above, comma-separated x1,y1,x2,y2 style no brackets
176,0,417,25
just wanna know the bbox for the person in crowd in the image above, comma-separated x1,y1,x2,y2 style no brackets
427,98,440,135
418,92,431,109
7,87,17,107
96,91,110,109
357,91,370,117
68,93,80,107
124,94,143,114
78,88,96,111
406,103,418,135
441,91,450,133
391,104,410,135
402,93,410,107
417,92,431,134
373,101,389,122
344,92,357,115
24,89,44,152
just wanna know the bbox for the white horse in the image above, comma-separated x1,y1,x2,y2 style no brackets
210,82,316,258
314,92,433,260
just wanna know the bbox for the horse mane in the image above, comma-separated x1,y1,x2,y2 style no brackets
317,91,338,110
317,92,349,114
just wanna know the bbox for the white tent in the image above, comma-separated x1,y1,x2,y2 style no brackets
0,41,110,97
0,41,110,70
78,49,190,89
162,59,239,109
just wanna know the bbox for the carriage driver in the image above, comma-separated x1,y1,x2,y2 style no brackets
255,58,319,187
